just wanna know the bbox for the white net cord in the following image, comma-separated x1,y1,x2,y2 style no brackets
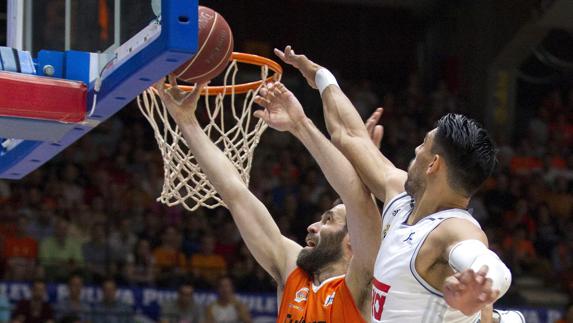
137,60,275,211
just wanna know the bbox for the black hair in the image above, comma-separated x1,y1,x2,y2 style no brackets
432,114,497,196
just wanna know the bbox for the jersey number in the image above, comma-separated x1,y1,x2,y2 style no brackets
372,279,391,320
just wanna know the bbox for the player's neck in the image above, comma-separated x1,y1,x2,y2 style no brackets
311,261,347,286
409,188,469,225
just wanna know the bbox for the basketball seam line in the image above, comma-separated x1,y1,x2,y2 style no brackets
182,33,233,82
176,13,219,79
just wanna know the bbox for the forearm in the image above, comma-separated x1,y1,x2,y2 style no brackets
178,119,245,201
320,86,403,201
292,117,369,203
321,85,370,141
292,117,381,262
176,118,297,281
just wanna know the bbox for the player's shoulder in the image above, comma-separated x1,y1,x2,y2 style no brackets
431,214,487,246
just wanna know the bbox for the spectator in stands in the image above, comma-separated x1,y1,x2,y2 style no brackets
39,217,83,282
2,216,38,281
189,235,227,288
503,225,538,275
26,203,54,241
181,213,209,256
55,274,91,322
123,238,156,286
109,218,137,264
553,228,573,274
545,176,573,220
152,226,187,287
535,203,560,253
91,278,133,323
159,281,203,323
11,279,54,323
82,223,116,282
205,277,251,323
214,220,241,264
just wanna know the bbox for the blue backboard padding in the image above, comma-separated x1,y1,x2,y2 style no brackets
65,51,92,85
36,51,65,78
0,0,198,179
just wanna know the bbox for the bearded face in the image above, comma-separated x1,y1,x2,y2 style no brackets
405,130,436,198
405,158,424,197
296,228,346,275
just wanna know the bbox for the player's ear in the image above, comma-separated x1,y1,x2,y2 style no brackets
426,154,441,175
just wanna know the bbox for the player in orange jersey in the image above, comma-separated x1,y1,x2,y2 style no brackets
154,76,381,323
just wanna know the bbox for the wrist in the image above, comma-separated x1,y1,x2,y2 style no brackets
291,117,313,137
315,68,339,95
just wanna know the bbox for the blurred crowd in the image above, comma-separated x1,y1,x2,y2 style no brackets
0,275,250,323
0,73,571,322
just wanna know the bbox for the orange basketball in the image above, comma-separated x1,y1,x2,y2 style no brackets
174,6,234,84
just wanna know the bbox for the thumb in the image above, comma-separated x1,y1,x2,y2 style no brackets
253,110,266,120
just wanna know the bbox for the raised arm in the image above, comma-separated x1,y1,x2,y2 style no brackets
154,77,301,285
254,82,381,310
275,46,406,204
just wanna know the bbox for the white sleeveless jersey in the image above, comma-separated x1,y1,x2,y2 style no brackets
372,192,481,323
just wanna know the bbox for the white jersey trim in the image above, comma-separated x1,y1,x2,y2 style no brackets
382,192,410,221
311,274,345,293
408,209,479,298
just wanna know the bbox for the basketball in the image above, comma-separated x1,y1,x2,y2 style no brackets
174,6,234,84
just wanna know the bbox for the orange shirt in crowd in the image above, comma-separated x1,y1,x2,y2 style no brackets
189,253,227,285
503,237,537,259
277,267,365,323
3,236,38,260
510,156,543,174
152,247,187,270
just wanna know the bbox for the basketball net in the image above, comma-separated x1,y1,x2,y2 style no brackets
137,53,281,211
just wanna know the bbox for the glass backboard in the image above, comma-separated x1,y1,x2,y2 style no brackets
0,0,198,179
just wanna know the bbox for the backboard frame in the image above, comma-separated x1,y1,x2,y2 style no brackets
0,0,198,179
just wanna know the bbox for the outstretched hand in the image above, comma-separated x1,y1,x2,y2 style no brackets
153,74,207,124
443,265,500,316
365,108,385,148
254,82,307,133
274,46,322,89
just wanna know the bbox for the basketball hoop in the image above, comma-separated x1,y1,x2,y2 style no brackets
137,52,282,211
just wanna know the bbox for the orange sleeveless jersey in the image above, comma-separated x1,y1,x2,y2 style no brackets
277,267,365,323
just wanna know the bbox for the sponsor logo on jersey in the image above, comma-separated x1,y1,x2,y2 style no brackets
323,292,336,307
294,287,309,303
403,231,415,243
372,279,391,321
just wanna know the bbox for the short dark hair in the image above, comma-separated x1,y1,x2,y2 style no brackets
330,197,348,233
432,114,496,196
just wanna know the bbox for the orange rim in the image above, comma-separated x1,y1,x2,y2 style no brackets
169,52,282,95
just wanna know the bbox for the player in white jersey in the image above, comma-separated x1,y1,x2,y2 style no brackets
275,46,514,322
